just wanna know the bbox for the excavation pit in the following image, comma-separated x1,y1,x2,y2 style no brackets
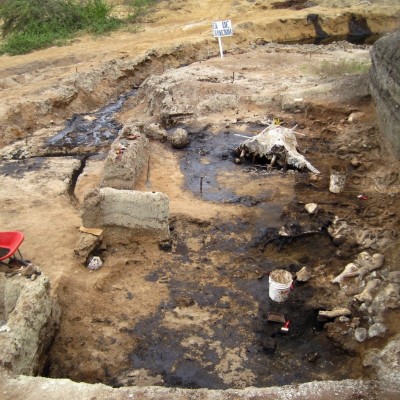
1,29,400,398
45,124,363,389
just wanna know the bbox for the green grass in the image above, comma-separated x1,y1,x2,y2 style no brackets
0,0,124,55
309,59,371,77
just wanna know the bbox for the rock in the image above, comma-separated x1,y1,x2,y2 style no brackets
347,112,364,123
371,283,400,313
368,323,388,338
354,279,381,304
350,157,361,167
332,235,346,247
0,274,60,375
363,333,400,386
81,188,170,239
304,203,318,214
363,348,380,367
356,252,385,280
388,271,400,283
359,303,369,313
158,239,173,251
370,30,400,159
372,315,384,324
318,308,351,319
296,266,311,282
101,124,149,190
87,256,103,271
354,327,367,342
143,123,167,141
169,128,190,149
74,232,102,265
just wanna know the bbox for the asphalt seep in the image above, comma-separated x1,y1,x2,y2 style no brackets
46,89,137,155
119,228,359,389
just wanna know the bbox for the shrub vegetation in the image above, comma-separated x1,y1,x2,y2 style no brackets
0,0,123,55
125,0,157,22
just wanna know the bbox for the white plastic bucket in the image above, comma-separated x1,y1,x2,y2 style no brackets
269,269,293,302
329,165,347,193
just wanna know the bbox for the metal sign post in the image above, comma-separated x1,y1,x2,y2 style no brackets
212,20,233,59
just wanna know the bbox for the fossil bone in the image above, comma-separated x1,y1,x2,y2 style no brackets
354,279,381,303
331,262,359,284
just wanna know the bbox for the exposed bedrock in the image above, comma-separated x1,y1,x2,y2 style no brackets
100,124,149,190
370,30,400,159
0,274,60,376
81,188,170,239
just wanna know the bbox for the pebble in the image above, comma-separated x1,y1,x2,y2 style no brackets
354,327,367,342
305,203,318,214
368,323,388,338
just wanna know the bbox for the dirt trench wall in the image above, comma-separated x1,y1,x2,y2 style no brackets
369,30,400,159
0,43,213,148
2,7,400,149
0,274,60,376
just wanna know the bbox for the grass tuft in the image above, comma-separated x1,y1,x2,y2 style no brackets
309,59,371,77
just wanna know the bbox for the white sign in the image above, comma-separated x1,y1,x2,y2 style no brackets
212,20,233,37
212,20,233,59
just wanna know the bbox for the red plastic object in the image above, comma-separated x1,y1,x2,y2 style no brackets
281,320,290,333
283,321,290,329
0,231,24,261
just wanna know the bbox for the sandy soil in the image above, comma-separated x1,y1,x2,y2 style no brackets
1,0,400,393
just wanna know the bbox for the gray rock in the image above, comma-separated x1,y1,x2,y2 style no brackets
368,323,388,338
372,315,384,324
388,271,400,283
74,232,102,265
359,303,369,313
370,30,400,159
101,124,149,190
363,348,380,367
169,128,190,149
363,333,400,386
371,283,400,314
0,274,60,375
354,327,367,342
144,123,168,141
